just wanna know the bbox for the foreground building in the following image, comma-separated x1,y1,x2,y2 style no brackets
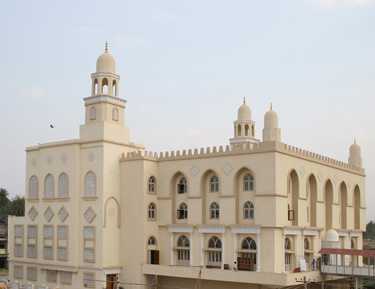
8,46,366,289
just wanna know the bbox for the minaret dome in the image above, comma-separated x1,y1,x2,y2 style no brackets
262,103,281,142
96,42,116,73
237,98,252,122
348,139,362,168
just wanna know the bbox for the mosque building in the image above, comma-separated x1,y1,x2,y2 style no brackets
7,45,366,289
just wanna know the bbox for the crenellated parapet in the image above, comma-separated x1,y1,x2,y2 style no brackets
120,141,364,174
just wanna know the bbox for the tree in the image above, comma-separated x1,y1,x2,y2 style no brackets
365,221,375,240
8,196,25,217
0,188,10,218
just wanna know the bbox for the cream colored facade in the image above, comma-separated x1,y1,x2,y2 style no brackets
8,46,366,289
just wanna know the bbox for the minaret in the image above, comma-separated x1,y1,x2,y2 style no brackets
348,139,363,168
262,103,281,142
80,43,130,143
229,98,259,146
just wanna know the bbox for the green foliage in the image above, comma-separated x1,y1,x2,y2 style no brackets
365,221,375,240
0,188,25,219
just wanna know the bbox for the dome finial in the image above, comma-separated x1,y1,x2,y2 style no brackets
105,41,109,53
270,102,273,111
243,97,246,104
354,137,357,145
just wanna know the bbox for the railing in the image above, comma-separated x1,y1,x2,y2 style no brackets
0,248,7,256
321,264,375,277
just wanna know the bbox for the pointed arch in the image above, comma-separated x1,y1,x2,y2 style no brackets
28,175,39,199
307,174,317,227
325,179,334,229
340,182,348,229
234,167,256,224
104,197,121,228
354,185,361,230
102,78,109,94
58,173,69,198
44,174,55,199
287,170,299,226
200,169,220,223
84,171,97,197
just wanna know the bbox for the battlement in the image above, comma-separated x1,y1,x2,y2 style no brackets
120,141,364,175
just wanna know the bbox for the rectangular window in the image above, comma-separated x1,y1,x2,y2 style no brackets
27,225,38,258
14,265,23,280
60,271,73,285
14,225,24,257
57,225,68,261
43,225,54,260
83,272,95,288
46,270,57,283
27,267,37,282
83,227,95,263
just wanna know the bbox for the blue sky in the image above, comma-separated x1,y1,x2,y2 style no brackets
0,0,374,220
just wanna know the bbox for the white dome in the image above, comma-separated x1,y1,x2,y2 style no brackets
325,229,339,242
264,105,278,129
96,51,116,73
237,100,251,121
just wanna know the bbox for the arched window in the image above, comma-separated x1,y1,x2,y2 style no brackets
354,186,361,230
84,171,97,197
237,124,242,136
243,201,255,220
325,180,333,229
58,173,69,198
148,203,156,221
284,237,294,272
243,174,254,191
244,124,249,136
112,107,119,121
287,170,299,225
209,202,220,219
177,203,188,220
176,235,190,265
241,237,257,250
44,174,55,198
209,175,219,193
177,177,187,194
89,106,96,120
102,78,109,94
29,175,39,199
112,80,117,96
239,237,257,271
304,238,310,250
93,79,99,95
148,236,157,246
148,176,156,193
207,237,222,268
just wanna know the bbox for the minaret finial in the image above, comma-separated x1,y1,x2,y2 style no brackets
105,41,109,53
270,102,273,110
354,137,357,145
243,97,246,104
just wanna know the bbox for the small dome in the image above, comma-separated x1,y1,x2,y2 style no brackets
96,47,116,73
325,229,339,242
264,104,278,129
237,99,252,121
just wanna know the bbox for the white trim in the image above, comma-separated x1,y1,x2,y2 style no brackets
168,225,194,233
303,229,320,237
198,226,225,234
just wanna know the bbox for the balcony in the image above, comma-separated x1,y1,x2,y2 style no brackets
142,264,322,287
0,249,7,256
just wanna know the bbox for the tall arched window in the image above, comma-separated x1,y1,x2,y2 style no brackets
243,201,255,220
148,203,156,221
209,202,220,219
340,182,348,229
84,171,97,197
244,124,249,136
58,173,69,198
148,176,156,193
307,175,317,227
44,174,55,199
304,237,313,271
239,237,257,271
209,175,219,193
177,203,188,220
354,186,361,230
177,177,187,194
325,180,333,229
147,236,159,265
112,107,119,121
29,175,39,199
207,237,222,268
287,170,299,225
176,235,190,265
93,79,99,95
237,124,242,136
243,174,254,191
89,106,96,120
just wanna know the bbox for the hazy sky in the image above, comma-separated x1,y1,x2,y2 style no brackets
0,0,374,220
